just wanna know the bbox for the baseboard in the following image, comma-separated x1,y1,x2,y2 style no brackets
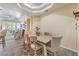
60,45,77,53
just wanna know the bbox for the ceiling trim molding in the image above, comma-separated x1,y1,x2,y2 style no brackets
17,3,54,14
23,3,49,9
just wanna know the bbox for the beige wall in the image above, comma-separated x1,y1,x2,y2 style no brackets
40,4,77,51
76,4,79,55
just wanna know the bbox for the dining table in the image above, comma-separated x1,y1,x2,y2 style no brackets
28,32,52,56
37,36,52,56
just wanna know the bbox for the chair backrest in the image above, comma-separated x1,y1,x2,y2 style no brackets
44,32,52,36
51,37,62,51
24,34,30,44
30,36,37,44
29,36,37,55
0,30,7,37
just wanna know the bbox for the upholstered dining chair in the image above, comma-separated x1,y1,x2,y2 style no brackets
30,36,43,56
22,34,30,55
46,36,62,56
23,34,29,49
0,30,6,48
22,34,43,56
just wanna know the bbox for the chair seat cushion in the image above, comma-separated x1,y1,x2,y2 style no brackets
47,46,58,53
36,44,42,51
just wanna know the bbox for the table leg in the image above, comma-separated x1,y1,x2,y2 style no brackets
42,44,47,56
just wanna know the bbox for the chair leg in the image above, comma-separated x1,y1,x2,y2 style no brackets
2,37,6,48
47,50,57,56
53,51,58,56
53,51,56,56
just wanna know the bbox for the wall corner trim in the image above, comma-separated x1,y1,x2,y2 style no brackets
60,45,77,53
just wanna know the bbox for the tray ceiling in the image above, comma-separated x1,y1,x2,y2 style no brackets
17,3,53,13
